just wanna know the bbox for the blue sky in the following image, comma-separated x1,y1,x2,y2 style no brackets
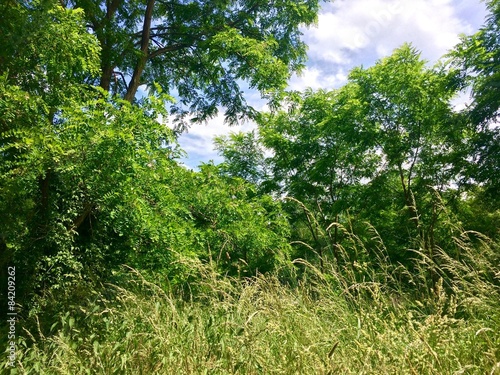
177,0,488,169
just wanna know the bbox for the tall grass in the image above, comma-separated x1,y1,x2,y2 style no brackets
3,227,500,374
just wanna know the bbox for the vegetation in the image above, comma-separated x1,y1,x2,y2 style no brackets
8,226,500,374
0,0,499,373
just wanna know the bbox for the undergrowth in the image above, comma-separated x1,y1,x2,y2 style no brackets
2,228,499,374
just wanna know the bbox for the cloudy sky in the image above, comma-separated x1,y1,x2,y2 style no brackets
177,0,488,169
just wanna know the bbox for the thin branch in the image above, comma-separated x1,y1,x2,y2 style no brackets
148,43,190,60
70,203,93,231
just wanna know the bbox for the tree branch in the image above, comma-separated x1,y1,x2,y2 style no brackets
124,0,155,102
148,43,190,60
70,203,93,232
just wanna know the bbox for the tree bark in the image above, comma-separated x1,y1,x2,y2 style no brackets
100,64,113,92
71,203,93,231
124,0,155,102
92,0,123,92
398,164,426,246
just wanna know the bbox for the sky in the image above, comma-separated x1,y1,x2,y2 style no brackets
176,0,488,169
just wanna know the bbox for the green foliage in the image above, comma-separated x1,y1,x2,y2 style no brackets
450,0,500,124
63,0,322,124
347,44,465,262
259,86,378,205
213,40,498,282
0,0,295,310
448,0,500,195
214,130,268,186
172,164,292,277
0,0,101,107
1,81,179,302
239,45,468,267
0,0,104,306
1,81,292,303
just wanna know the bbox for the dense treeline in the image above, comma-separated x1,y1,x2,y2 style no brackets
217,43,499,276
0,0,318,309
216,37,499,285
0,0,499,373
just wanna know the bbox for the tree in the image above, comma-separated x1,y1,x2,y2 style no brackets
259,87,378,207
242,88,378,266
214,130,268,186
241,45,465,269
451,0,500,124
1,1,300,307
349,45,462,256
449,0,500,196
0,0,109,305
63,0,323,125
177,163,291,276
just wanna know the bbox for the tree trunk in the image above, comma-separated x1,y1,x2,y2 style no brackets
124,0,155,102
100,64,113,92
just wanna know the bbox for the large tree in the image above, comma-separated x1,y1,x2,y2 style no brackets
449,0,500,196
216,45,465,267
0,0,296,307
63,0,322,125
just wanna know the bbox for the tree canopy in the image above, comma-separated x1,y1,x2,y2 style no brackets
217,41,499,267
62,0,322,125
449,0,500,195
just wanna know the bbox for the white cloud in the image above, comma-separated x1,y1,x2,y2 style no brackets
303,0,407,64
387,0,473,60
288,67,348,91
176,111,257,169
289,0,486,93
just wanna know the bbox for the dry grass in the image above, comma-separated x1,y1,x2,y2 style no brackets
4,229,500,374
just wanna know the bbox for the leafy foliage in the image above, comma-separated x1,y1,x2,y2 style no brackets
214,130,268,186
0,0,293,310
450,0,500,124
0,1,499,373
448,0,500,195
63,0,322,125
